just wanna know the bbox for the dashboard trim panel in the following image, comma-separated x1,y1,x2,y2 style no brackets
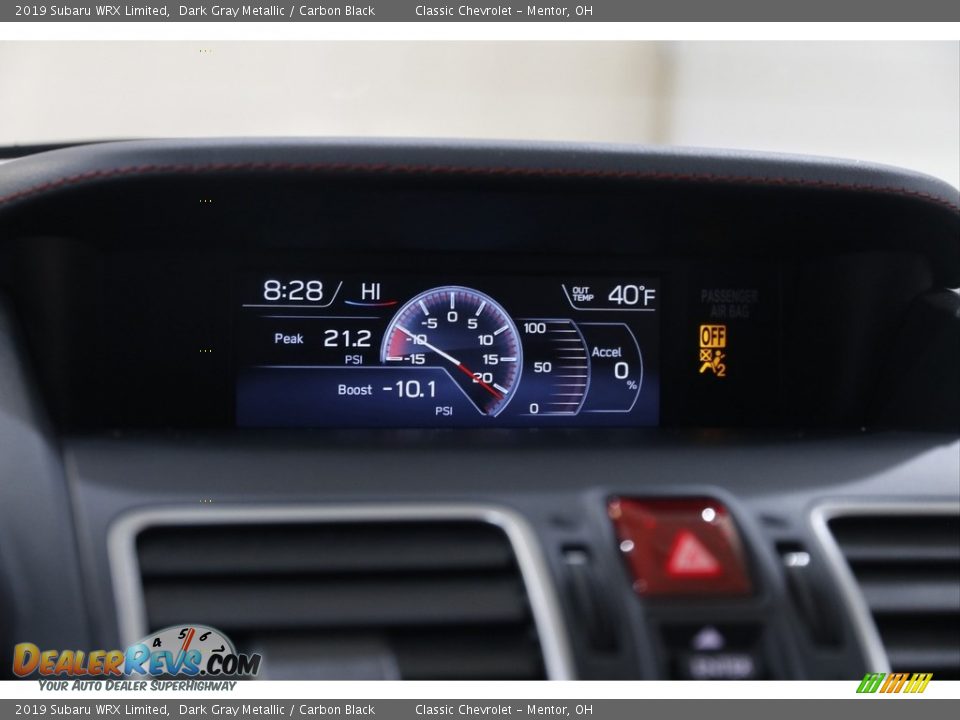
2,139,958,217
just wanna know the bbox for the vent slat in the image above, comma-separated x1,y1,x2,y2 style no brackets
829,516,959,548
144,575,529,630
394,630,544,679
235,627,544,680
138,523,514,577
855,576,960,615
885,647,960,672
839,543,960,564
830,513,960,679
135,520,546,680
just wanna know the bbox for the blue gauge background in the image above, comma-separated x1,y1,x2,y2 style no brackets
380,286,523,416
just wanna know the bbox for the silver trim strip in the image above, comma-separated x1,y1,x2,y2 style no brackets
810,500,960,674
108,503,577,680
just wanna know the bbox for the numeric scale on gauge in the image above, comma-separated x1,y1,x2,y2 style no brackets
236,276,659,428
518,319,591,416
380,286,522,416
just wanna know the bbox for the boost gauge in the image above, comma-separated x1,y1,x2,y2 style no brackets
380,286,523,416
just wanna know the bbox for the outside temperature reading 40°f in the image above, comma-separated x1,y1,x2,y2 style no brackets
562,281,658,312
607,284,656,307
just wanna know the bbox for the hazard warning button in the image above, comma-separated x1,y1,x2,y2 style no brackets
667,530,721,577
609,498,753,597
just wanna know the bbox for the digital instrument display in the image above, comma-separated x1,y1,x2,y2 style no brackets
236,275,660,427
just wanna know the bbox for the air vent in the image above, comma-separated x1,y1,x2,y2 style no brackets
828,511,960,679
132,517,550,680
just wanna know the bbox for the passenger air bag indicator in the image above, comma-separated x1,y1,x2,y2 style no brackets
700,324,727,349
699,324,727,378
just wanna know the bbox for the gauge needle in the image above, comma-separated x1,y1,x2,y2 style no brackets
396,325,504,401
397,325,460,365
173,626,196,674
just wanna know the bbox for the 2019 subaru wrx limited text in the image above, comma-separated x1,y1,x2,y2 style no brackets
0,139,957,680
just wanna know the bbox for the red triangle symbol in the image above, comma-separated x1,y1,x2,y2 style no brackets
666,530,721,577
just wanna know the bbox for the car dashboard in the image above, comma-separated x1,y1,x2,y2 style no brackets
0,139,957,681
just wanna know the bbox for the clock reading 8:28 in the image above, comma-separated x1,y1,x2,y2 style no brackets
262,279,324,302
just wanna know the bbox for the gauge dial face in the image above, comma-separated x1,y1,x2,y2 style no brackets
381,286,522,416
136,624,235,668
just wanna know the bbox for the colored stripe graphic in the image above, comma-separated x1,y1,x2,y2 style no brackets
857,671,932,694
904,673,933,693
